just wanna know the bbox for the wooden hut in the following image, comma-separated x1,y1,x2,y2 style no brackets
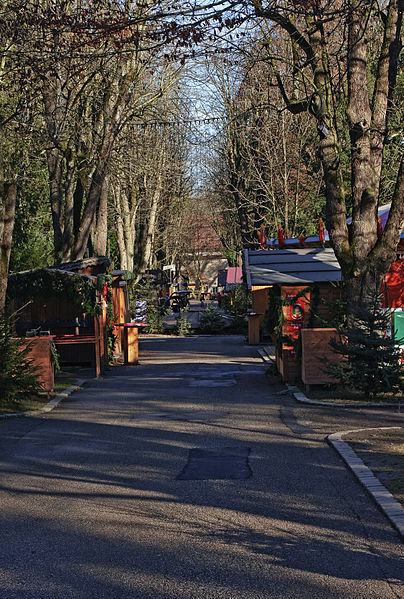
243,248,343,383
7,256,139,376
7,258,112,376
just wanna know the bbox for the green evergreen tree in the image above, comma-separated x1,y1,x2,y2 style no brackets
327,292,403,401
174,310,192,336
0,314,42,404
199,305,225,333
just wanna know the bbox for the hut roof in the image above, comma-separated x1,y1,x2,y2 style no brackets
244,248,342,288
267,203,404,248
50,256,110,273
225,267,243,291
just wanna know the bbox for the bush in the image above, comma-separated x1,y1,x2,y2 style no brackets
0,313,42,404
223,285,251,315
199,305,226,333
326,293,404,400
146,309,166,334
174,310,192,336
225,313,248,334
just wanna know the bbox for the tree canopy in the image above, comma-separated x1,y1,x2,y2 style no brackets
0,0,403,316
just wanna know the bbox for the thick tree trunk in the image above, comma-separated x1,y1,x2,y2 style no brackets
45,147,64,261
92,175,109,256
113,182,138,272
74,166,106,260
0,180,17,312
347,1,377,263
115,212,128,271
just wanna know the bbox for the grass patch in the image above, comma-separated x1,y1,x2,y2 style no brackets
0,375,77,415
54,378,76,393
0,394,50,415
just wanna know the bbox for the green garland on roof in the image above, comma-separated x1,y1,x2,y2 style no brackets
7,269,99,314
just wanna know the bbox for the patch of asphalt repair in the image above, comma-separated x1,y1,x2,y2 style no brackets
176,447,252,480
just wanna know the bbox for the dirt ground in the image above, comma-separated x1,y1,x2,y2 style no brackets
343,428,404,505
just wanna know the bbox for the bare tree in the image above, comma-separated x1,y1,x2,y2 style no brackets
205,53,324,251
247,0,403,315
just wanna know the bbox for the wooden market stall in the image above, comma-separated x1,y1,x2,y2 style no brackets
7,257,112,378
243,247,342,384
244,203,404,384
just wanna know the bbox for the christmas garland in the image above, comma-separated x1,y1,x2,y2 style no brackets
7,269,98,314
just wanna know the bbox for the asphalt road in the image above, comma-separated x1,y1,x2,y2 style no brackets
0,335,403,599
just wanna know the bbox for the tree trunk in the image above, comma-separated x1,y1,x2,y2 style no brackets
42,81,66,262
0,180,17,312
92,175,109,256
140,172,162,273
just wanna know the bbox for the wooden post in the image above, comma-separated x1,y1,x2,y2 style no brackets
247,314,262,345
123,325,139,365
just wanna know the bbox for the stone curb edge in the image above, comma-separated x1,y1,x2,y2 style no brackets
287,385,404,538
290,386,402,409
0,378,88,419
327,427,404,539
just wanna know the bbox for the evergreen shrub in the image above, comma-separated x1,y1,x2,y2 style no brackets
0,313,42,404
174,310,192,336
199,306,225,333
326,293,404,400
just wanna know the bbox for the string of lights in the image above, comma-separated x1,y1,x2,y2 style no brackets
131,103,276,129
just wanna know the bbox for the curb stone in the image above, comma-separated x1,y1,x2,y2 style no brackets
290,386,402,409
0,378,88,419
328,427,404,539
284,384,404,539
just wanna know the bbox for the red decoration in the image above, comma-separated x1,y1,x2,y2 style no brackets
257,224,266,248
318,218,326,243
298,235,307,246
277,225,285,246
377,217,383,239
285,228,290,239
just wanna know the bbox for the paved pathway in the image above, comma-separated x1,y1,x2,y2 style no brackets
163,298,220,330
0,335,403,599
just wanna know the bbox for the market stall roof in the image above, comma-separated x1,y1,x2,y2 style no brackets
50,256,110,273
226,266,243,290
244,248,342,288
267,203,403,247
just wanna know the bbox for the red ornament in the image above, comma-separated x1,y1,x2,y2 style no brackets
298,235,307,246
318,218,325,243
277,225,285,246
257,224,266,248
285,228,290,239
